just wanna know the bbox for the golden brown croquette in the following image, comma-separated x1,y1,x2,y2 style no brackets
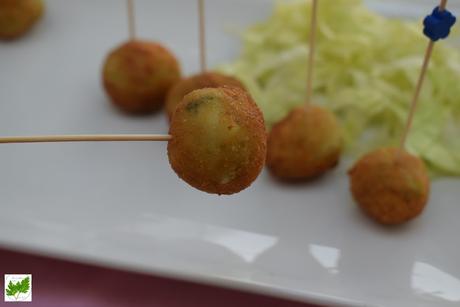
267,105,342,180
0,0,44,40
349,147,430,225
168,86,267,195
165,72,245,120
103,40,181,115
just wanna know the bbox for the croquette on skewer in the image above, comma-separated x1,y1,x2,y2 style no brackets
168,86,267,195
165,0,247,121
266,0,343,181
0,86,267,195
349,0,456,225
102,0,182,115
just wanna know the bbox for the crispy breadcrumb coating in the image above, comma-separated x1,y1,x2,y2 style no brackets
349,147,430,225
103,40,181,114
168,86,267,195
267,106,342,180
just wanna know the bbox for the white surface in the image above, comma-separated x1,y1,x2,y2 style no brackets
1,1,460,307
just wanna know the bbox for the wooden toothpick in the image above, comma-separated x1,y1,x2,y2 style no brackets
306,0,319,106
127,0,136,40
440,0,448,10
0,134,172,144
399,0,448,150
198,0,207,72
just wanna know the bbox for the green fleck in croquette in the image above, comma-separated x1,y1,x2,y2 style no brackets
165,72,245,120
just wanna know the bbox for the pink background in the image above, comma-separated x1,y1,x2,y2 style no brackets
0,248,319,307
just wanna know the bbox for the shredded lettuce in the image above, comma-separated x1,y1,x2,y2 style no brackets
220,0,460,176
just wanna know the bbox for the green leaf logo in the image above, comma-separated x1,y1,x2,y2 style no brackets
5,276,30,300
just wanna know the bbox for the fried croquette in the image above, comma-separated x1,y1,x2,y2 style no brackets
103,40,181,115
168,86,267,195
266,105,342,180
349,147,430,225
165,72,245,120
0,0,44,40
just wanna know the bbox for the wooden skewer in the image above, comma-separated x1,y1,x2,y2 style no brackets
127,0,136,40
399,0,447,150
198,0,207,72
306,0,319,106
440,0,448,10
399,42,435,150
0,134,172,144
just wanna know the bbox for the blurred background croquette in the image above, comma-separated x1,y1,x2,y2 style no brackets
0,0,44,39
103,40,181,115
267,105,342,180
349,147,430,225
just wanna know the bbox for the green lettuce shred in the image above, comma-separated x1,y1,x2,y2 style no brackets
220,0,460,176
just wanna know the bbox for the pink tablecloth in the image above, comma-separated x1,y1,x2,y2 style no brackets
0,248,319,307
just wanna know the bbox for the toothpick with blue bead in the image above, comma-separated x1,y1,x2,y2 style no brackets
400,0,457,150
424,2,456,41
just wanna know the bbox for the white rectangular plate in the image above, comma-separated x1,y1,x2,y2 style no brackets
1,1,459,306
